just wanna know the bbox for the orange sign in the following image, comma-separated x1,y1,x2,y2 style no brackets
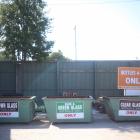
118,67,140,89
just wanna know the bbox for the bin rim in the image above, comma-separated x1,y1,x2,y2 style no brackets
42,96,93,100
103,96,140,99
0,96,36,100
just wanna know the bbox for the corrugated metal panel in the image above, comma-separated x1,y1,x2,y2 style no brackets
95,89,124,98
0,62,16,95
0,62,16,72
61,73,94,89
96,89,124,97
128,61,140,67
23,89,57,97
23,89,57,104
95,72,117,89
59,61,95,97
95,61,130,72
23,73,56,90
22,62,56,73
22,62,57,103
94,61,131,97
0,73,16,90
59,89,94,96
60,61,95,72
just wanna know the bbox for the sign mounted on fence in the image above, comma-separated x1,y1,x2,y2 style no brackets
56,101,84,119
118,67,140,89
0,102,19,118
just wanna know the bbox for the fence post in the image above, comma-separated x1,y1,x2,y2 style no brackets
16,62,22,95
57,61,60,96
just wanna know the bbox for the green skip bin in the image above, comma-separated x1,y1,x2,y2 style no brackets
103,96,140,122
42,96,93,123
0,96,36,123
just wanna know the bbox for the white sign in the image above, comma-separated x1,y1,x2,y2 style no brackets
57,113,84,119
125,89,140,96
118,110,140,116
56,102,84,119
0,102,19,118
0,112,19,118
119,100,140,116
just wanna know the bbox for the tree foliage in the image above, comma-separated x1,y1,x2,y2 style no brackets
47,50,70,61
0,50,6,60
0,0,54,61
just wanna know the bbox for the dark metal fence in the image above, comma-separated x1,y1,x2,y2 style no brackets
0,60,140,104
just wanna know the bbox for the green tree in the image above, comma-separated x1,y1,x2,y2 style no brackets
48,50,70,61
0,0,54,61
0,50,6,60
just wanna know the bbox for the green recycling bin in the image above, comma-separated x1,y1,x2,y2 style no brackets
42,96,93,123
103,96,140,121
0,96,36,123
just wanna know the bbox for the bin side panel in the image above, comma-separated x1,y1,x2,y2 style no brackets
43,98,93,123
105,97,140,121
0,98,35,123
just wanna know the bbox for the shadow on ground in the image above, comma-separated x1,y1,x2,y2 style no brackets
0,114,51,129
54,111,140,133
0,111,140,140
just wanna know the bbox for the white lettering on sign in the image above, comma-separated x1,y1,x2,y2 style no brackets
0,103,6,108
125,78,140,84
132,102,140,108
7,103,18,109
58,105,70,111
121,70,136,76
71,105,83,110
120,102,131,108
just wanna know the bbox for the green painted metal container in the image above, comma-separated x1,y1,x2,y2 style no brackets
103,96,140,121
42,96,93,123
0,96,36,123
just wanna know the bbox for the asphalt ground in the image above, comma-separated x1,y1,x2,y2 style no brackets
0,111,140,140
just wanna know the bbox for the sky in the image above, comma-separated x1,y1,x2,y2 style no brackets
46,0,140,60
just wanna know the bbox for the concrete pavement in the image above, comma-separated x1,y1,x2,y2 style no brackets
0,111,140,140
